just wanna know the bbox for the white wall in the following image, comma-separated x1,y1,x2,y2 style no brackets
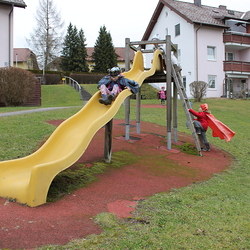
0,4,13,67
144,5,198,98
143,5,231,98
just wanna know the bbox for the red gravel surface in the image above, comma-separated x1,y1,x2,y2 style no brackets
0,114,232,250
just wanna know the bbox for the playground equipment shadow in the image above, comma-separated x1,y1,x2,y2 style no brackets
0,118,232,250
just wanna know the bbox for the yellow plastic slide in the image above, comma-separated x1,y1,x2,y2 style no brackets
0,49,163,207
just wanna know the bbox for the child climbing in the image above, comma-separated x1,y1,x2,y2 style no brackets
189,103,210,151
157,86,166,105
98,66,139,105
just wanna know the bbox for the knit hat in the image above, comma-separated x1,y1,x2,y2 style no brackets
200,103,208,111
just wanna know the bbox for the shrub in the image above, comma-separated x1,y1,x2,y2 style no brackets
0,67,35,106
189,81,208,102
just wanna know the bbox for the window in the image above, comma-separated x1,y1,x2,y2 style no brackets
208,75,216,89
241,80,247,90
225,19,247,33
226,52,234,61
175,23,180,36
207,46,216,60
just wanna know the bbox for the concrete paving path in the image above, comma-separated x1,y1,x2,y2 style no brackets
0,107,75,117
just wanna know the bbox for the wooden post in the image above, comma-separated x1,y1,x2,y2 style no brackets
125,97,130,140
136,87,141,134
173,81,178,143
104,119,113,163
125,38,131,140
125,38,131,70
166,35,172,150
173,44,178,143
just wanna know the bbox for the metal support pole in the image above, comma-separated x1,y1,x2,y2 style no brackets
104,119,113,163
166,35,172,150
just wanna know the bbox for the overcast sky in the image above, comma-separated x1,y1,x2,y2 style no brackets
13,0,250,49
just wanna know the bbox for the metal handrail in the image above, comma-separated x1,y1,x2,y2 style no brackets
64,76,82,92
63,76,84,100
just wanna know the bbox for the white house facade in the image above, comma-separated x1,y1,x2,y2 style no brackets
142,0,250,98
0,0,26,68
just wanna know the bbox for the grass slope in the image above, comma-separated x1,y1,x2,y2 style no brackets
0,85,250,249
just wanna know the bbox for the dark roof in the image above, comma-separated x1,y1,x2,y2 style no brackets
13,48,34,62
0,0,26,8
86,47,135,61
142,0,248,41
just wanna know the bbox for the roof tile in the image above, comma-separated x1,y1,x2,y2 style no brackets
0,0,26,7
162,0,246,27
86,47,135,61
13,48,32,62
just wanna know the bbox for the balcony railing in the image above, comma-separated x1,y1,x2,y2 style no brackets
223,33,250,45
224,61,250,72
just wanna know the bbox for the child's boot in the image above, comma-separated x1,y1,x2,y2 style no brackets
202,143,210,151
205,142,210,151
99,94,109,105
107,94,115,105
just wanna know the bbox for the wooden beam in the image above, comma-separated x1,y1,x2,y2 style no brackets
104,119,113,163
166,35,172,150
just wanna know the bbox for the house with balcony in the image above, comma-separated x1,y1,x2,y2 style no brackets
141,0,250,98
0,0,26,68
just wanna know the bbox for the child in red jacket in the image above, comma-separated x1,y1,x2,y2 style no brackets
189,103,210,151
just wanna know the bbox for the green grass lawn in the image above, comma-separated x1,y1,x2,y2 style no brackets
1,85,250,249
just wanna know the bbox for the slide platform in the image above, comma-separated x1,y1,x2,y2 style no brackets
0,50,164,207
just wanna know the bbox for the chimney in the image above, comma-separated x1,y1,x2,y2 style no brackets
219,5,227,10
194,0,201,7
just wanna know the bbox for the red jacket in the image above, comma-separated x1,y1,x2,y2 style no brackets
189,109,209,131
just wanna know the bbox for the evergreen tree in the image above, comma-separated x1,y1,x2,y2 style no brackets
77,29,89,72
60,23,89,72
60,23,75,71
92,26,118,73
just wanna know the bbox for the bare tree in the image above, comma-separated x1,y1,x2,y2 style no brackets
189,81,208,102
27,0,64,70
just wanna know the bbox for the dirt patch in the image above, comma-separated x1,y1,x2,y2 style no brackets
0,119,232,249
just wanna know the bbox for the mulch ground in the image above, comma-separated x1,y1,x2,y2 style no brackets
0,105,233,249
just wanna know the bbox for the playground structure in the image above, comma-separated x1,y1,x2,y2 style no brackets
123,36,201,152
0,36,201,207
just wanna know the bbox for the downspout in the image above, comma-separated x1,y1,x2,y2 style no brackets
9,4,14,67
195,23,202,81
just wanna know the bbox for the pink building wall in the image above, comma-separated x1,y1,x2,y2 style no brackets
196,26,225,97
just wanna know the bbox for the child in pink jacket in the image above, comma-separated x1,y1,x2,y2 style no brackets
157,87,166,105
